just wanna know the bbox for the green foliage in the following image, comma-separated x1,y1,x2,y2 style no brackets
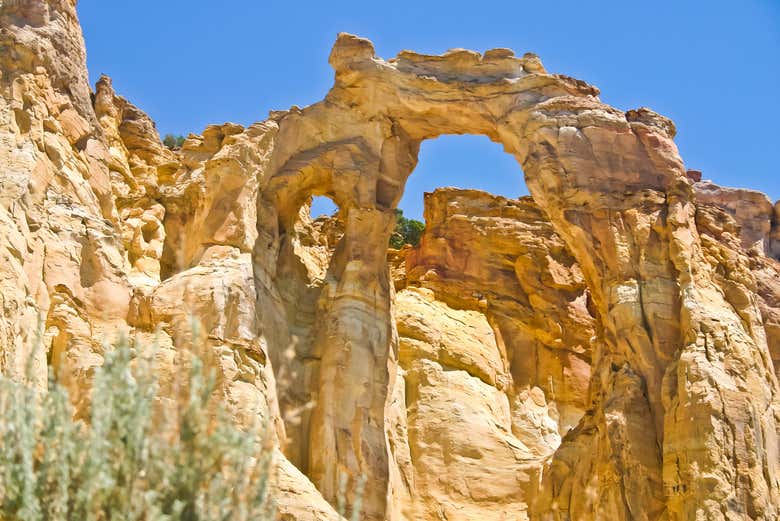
163,134,186,150
0,335,275,521
389,209,425,249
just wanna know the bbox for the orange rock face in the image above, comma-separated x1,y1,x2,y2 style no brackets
406,189,594,432
387,189,596,519
2,3,780,520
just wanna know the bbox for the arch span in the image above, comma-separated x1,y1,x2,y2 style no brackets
254,33,780,521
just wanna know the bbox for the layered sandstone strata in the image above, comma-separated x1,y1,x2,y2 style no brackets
1,2,780,520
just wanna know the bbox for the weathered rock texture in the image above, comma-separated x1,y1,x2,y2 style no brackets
385,188,595,519
2,2,780,520
693,182,780,381
0,2,337,519
694,180,776,255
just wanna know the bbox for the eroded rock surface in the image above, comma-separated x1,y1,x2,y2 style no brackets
0,2,338,518
0,0,131,393
2,3,780,520
693,181,780,378
694,179,776,254
406,189,594,435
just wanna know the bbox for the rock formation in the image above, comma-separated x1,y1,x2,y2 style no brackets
0,2,333,518
1,1,779,520
387,188,595,519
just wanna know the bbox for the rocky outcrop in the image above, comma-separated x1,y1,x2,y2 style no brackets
406,189,595,435
2,3,780,520
386,188,596,519
392,286,537,520
0,0,131,393
694,179,776,254
93,74,177,288
693,181,780,377
256,34,780,520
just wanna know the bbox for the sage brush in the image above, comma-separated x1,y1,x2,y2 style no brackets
0,337,275,521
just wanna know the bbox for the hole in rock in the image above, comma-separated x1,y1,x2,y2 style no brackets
398,134,528,220
279,193,343,291
309,195,339,219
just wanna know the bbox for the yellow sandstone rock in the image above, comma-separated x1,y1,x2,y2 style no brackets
2,3,780,520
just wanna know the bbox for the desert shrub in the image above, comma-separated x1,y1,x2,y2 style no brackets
0,334,275,521
163,134,186,150
389,209,425,249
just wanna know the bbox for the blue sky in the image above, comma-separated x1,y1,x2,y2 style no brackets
78,1,779,220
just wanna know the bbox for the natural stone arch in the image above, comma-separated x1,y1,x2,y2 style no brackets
255,33,780,521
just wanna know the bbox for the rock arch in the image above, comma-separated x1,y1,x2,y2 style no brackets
255,33,780,520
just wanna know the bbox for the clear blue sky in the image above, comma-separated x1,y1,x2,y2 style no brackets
78,1,779,220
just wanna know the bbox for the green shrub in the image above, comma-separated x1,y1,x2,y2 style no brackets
389,209,425,249
0,334,275,521
163,134,186,150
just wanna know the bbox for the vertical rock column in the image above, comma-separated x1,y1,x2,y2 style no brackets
307,206,397,520
509,103,780,519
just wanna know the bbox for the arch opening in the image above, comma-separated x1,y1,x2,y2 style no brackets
397,134,528,220
310,195,339,219
247,34,759,520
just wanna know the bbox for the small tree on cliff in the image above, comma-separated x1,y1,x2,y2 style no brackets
389,209,425,249
163,134,186,150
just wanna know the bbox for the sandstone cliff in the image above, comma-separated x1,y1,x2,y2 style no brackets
388,188,595,519
1,2,780,520
0,2,336,518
